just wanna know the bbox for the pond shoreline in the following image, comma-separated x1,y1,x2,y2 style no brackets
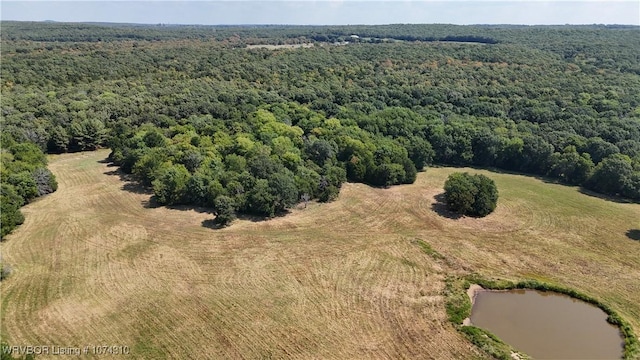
467,287,624,359
462,284,484,326
447,277,640,360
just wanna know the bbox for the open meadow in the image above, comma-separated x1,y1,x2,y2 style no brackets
1,149,639,359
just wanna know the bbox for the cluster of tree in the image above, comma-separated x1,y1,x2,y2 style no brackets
4,22,639,75
1,22,639,226
444,172,498,217
1,134,58,239
109,105,425,225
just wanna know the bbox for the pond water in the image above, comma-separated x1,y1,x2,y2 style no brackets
468,289,624,359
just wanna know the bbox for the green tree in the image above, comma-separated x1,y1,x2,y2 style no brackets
374,163,406,187
246,179,276,216
399,157,418,184
519,135,555,174
184,173,210,206
443,172,476,215
10,142,47,166
585,154,635,197
133,148,169,186
471,174,499,216
181,150,204,173
1,184,25,239
68,119,107,151
206,179,226,207
6,171,38,203
318,182,339,202
401,136,434,170
294,166,322,198
224,154,247,173
583,137,620,164
444,172,498,217
472,129,504,167
213,195,236,227
305,138,336,166
548,147,594,185
248,153,282,179
152,164,191,205
143,128,168,148
622,172,640,201
345,151,375,183
322,164,347,188
267,170,299,213
47,125,70,153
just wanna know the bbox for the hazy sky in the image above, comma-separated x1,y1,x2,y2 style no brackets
2,1,639,26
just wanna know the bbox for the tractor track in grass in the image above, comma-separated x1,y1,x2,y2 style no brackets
1,150,639,359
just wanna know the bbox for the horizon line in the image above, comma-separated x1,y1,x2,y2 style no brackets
3,20,639,27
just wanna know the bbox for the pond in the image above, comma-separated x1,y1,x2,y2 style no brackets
467,288,624,359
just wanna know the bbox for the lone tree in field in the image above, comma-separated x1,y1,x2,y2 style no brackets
444,172,498,217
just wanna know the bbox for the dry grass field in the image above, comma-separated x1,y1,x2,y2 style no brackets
1,149,639,359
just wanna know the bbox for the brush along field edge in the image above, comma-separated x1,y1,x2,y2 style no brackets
1,150,639,359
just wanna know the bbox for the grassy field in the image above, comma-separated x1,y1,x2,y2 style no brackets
1,150,639,359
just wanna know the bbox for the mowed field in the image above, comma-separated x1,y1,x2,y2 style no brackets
1,150,639,359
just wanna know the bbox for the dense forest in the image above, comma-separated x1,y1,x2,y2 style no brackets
1,22,639,229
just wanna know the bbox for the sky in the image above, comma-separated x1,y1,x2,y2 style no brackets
2,1,639,26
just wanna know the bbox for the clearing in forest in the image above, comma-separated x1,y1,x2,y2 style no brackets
1,150,639,359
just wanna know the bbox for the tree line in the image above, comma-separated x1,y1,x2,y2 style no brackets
1,134,57,239
1,22,639,227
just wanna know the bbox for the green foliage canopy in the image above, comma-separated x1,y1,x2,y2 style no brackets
444,172,499,217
